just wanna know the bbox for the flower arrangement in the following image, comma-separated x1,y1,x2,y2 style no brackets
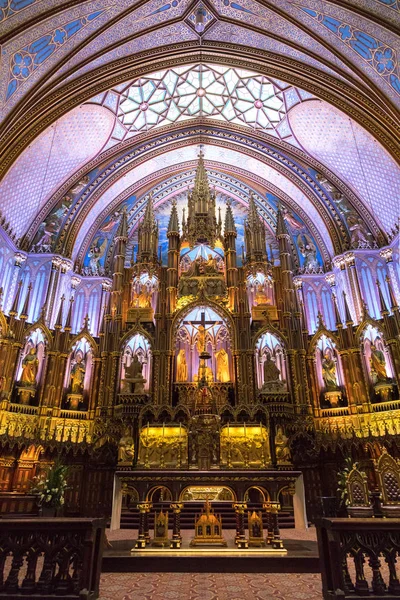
32,461,69,509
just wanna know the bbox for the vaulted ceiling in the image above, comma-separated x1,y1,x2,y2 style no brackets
0,0,399,272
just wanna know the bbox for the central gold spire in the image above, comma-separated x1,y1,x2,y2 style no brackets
183,153,221,248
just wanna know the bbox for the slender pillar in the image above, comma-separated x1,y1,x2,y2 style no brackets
233,502,248,548
135,502,152,549
170,503,184,548
263,501,284,549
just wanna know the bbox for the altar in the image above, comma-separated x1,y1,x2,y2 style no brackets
110,468,308,534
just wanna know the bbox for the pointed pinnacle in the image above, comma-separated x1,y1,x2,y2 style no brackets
386,275,398,310
376,279,389,314
342,291,353,324
116,206,128,239
224,201,236,235
55,295,65,329
20,282,32,319
64,296,74,331
167,199,180,234
9,280,23,316
276,205,289,238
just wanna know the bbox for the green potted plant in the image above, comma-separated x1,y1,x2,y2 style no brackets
32,461,69,517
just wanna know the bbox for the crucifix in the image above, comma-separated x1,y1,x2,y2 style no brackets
183,311,222,353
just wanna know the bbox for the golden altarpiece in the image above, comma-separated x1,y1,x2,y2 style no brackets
0,154,399,537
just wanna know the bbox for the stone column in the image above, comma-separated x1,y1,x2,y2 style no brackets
233,502,248,549
263,501,284,549
135,502,152,549
110,474,122,531
293,474,308,530
170,502,184,548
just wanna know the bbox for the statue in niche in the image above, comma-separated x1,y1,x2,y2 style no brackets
215,348,230,382
20,348,39,387
126,355,143,379
124,355,146,394
138,285,151,308
204,254,218,274
347,213,370,248
70,356,86,394
370,344,388,383
255,285,269,305
275,427,291,464
118,427,135,464
176,349,188,382
297,234,319,271
321,350,338,391
263,354,280,383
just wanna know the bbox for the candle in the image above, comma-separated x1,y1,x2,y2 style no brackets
227,421,230,435
163,422,165,437
244,421,246,437
147,421,150,437
179,422,182,437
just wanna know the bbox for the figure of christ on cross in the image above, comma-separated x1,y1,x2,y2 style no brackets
184,311,223,354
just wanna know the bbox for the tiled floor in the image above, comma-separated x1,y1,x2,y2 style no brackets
100,528,323,600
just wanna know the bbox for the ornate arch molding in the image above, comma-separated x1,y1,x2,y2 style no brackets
170,299,236,351
120,325,155,352
55,130,356,260
251,323,289,350
355,317,387,346
1,43,399,183
23,117,380,253
76,161,333,270
308,328,341,355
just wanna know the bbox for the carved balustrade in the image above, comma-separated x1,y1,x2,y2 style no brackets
0,518,105,599
317,518,400,599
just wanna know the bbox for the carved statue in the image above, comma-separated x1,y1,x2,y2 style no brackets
126,355,143,379
176,349,188,382
70,356,86,394
138,285,151,308
204,254,218,274
263,355,280,383
322,351,338,390
118,427,135,463
255,285,269,305
20,348,39,386
215,348,230,382
347,213,369,248
370,344,388,382
275,427,291,464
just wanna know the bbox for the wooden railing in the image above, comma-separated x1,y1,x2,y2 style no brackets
0,518,105,599
0,493,39,516
317,518,400,598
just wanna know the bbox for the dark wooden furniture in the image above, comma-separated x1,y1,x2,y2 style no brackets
0,518,105,599
317,517,400,599
345,465,374,518
0,492,39,516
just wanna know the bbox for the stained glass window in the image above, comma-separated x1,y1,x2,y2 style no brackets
108,64,286,140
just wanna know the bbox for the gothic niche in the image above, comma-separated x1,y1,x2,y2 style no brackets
247,273,275,322
16,328,46,405
361,324,395,402
316,335,344,408
178,246,226,300
256,332,286,393
121,333,151,394
64,337,93,410
128,272,158,323
175,306,231,385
